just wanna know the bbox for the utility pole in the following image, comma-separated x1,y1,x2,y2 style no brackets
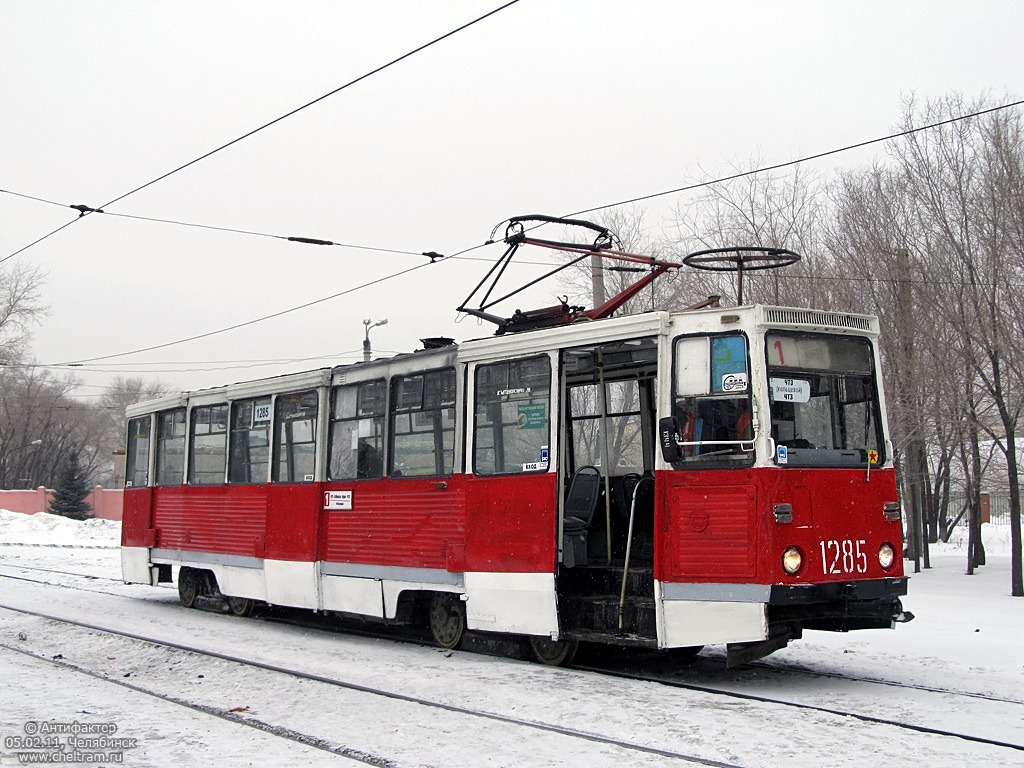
363,318,388,363
590,254,606,308
896,247,923,573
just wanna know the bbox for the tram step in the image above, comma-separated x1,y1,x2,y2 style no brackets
558,564,653,597
560,594,657,638
565,629,658,649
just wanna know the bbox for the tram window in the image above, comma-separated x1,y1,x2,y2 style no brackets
670,335,753,467
390,368,456,478
272,390,318,483
155,408,186,486
606,380,640,414
766,333,882,466
189,404,228,485
124,415,151,488
329,380,385,480
569,383,600,417
228,397,271,484
474,356,550,475
568,381,645,474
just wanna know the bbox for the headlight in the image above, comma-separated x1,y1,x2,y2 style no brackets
878,543,895,570
782,546,803,575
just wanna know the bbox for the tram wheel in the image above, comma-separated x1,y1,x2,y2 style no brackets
178,567,198,608
528,635,579,666
227,596,254,617
428,593,466,649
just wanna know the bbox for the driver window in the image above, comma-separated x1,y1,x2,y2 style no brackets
671,335,753,466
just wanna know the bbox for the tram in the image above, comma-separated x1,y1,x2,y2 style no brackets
121,217,911,666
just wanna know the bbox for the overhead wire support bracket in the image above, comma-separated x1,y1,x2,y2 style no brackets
70,204,104,217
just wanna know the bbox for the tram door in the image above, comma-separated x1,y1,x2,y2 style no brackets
557,338,659,637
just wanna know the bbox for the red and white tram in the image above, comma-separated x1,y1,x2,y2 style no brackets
121,220,911,666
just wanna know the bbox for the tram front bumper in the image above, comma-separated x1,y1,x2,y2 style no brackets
767,577,912,632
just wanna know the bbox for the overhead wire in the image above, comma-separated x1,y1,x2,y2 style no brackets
0,189,427,258
57,261,433,365
565,98,1024,218
32,352,400,368
2,185,552,265
16,96,1024,369
0,189,69,210
39,349,380,374
11,98,1022,268
0,0,522,266
107,210,425,257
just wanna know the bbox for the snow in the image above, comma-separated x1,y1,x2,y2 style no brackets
0,509,121,547
1,509,1023,766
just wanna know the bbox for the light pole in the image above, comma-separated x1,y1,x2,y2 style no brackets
363,318,388,363
2,439,42,489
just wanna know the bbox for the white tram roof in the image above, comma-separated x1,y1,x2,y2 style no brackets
125,304,880,417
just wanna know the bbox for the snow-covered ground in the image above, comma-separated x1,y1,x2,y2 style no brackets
0,509,121,547
1,509,1022,767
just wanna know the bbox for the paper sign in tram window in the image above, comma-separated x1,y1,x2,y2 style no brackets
770,378,811,403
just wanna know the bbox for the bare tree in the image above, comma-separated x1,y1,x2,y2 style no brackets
0,261,46,364
93,376,170,486
0,366,91,488
884,93,1019,593
824,164,938,570
669,160,833,308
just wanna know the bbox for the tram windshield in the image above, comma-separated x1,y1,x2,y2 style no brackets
765,333,883,467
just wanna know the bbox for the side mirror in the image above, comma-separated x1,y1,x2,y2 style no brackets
658,417,681,463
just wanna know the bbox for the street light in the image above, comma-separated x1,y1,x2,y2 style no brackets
363,318,388,363
5,438,43,454
3,439,42,490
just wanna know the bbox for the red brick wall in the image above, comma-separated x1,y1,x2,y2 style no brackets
0,487,123,521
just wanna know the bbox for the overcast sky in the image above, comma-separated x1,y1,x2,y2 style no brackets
2,1,1021,399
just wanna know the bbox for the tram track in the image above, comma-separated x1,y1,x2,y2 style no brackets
0,640,395,766
3,566,1022,759
0,542,118,550
0,562,128,583
0,566,161,602
594,642,1024,706
573,659,1024,753
0,601,749,768
740,657,1024,706
4,565,1021,705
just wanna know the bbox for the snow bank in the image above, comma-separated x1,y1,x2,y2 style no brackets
932,522,1013,557
0,509,120,547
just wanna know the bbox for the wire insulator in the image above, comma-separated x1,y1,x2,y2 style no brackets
70,204,104,216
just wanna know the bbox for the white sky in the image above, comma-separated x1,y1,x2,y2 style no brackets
2,1,1022,398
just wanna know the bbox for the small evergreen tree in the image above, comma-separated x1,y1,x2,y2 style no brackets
49,448,93,520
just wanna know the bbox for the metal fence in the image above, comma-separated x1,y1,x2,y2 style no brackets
944,491,1015,527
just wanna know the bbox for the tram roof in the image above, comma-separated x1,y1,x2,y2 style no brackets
125,304,879,417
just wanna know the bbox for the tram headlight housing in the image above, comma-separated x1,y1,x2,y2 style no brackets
782,546,803,575
878,542,896,570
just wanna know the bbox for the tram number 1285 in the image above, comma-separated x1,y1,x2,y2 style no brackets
820,539,868,575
